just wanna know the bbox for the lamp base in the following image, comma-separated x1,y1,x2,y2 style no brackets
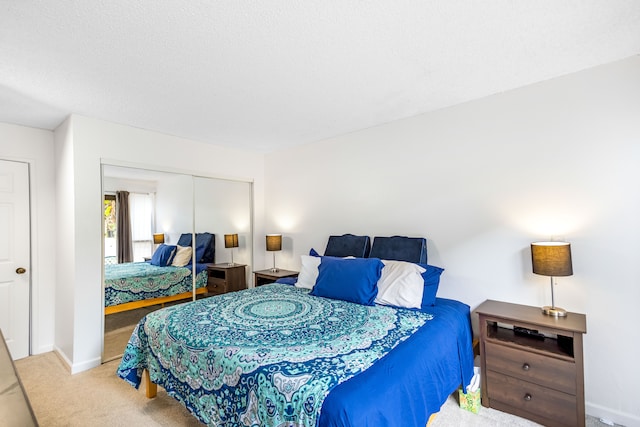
227,262,235,266
542,306,567,317
270,267,279,272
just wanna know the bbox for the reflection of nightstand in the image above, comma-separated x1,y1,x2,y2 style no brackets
206,264,247,295
476,300,587,427
253,269,298,287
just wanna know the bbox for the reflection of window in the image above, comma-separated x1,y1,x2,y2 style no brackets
104,195,117,264
104,192,155,263
104,195,116,237
129,193,154,262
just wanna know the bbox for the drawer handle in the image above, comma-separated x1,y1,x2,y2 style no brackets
524,393,532,401
522,363,530,371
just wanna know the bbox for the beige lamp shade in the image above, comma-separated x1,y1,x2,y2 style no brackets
153,233,165,245
224,234,239,248
531,242,573,277
266,234,282,251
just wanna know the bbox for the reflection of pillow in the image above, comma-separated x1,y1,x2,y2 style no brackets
171,245,192,267
375,260,426,309
295,255,322,289
194,242,206,264
418,263,444,307
310,257,383,305
150,244,177,267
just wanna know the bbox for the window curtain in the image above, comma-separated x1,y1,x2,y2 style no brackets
116,191,133,263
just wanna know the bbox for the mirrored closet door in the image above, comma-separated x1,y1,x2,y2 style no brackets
101,164,253,362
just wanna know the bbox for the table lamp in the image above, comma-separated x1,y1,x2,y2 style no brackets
224,233,239,266
153,233,165,248
531,241,573,317
266,234,282,272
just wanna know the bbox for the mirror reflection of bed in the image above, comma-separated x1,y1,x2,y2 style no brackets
101,165,253,362
103,233,214,362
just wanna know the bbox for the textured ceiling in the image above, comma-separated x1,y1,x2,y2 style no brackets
1,1,639,152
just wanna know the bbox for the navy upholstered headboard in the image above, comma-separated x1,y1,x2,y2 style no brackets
369,236,427,264
177,232,215,263
324,234,371,258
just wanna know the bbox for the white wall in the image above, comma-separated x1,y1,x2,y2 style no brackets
194,178,252,268
155,173,194,244
53,115,265,373
264,56,640,425
0,122,57,356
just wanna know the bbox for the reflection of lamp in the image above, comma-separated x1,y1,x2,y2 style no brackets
531,241,573,317
266,234,282,272
224,233,239,266
153,233,165,247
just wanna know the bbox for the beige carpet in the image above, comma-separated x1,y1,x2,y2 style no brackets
14,352,614,427
15,352,203,426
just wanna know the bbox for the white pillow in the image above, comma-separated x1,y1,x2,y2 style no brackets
295,255,322,289
375,260,426,309
171,245,193,267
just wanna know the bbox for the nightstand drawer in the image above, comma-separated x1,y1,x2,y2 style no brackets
485,341,576,394
207,277,228,295
487,370,577,427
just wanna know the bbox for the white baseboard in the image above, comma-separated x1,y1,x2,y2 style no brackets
587,401,640,427
53,346,72,371
70,356,101,374
52,347,101,374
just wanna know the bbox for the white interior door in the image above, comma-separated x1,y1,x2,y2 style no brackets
0,159,30,359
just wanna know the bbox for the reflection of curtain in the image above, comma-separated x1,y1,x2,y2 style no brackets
116,191,133,263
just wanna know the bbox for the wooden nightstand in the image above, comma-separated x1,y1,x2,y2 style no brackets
476,300,587,427
253,269,298,286
206,263,247,296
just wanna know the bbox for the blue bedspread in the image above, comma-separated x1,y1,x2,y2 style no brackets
319,297,474,426
117,285,473,427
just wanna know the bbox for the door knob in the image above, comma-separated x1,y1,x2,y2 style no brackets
16,267,26,274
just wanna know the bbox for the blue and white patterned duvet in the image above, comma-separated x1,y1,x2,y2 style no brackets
117,284,433,426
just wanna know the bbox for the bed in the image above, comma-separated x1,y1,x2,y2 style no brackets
104,233,215,315
117,234,474,426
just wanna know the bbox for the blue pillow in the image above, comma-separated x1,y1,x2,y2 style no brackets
417,263,444,307
150,244,177,266
275,277,298,285
310,257,383,306
309,248,320,257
